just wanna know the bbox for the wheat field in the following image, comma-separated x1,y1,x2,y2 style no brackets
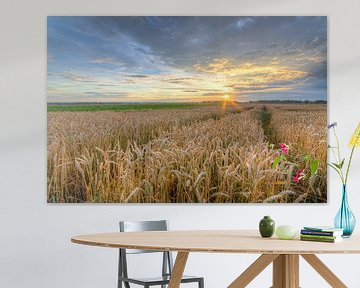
47,103,327,203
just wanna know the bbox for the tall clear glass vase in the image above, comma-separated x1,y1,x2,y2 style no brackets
334,185,356,237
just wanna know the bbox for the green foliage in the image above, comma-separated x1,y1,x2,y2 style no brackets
310,160,319,176
303,154,311,162
257,106,273,140
272,155,286,169
48,103,208,112
271,144,320,182
332,159,345,170
257,106,272,127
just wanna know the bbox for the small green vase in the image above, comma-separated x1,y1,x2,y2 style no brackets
259,216,275,238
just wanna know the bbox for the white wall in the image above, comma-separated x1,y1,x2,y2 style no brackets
1,0,360,287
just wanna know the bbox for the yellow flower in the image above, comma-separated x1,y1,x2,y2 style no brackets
349,122,360,147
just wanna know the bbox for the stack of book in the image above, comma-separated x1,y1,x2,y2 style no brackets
300,226,344,243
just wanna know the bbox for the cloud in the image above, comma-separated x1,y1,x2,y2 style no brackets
183,90,199,93
62,72,97,82
162,76,200,85
47,54,55,63
235,17,255,29
202,92,226,97
125,74,150,78
90,57,125,65
194,58,307,82
192,58,314,97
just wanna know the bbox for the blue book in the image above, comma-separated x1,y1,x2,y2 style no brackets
302,226,343,237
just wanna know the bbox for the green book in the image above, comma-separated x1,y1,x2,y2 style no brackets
300,234,339,240
300,236,342,243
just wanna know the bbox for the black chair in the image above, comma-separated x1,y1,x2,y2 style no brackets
118,220,204,288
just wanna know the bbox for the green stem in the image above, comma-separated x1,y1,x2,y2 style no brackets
345,145,356,185
334,127,342,163
328,163,344,182
332,127,345,183
331,147,339,164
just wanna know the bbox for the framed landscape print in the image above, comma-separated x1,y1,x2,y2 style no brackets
47,16,327,203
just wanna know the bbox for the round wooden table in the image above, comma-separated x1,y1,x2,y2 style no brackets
72,230,360,288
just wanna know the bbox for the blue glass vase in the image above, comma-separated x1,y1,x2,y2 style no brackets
334,185,356,237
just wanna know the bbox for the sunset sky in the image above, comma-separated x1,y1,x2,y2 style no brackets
47,16,327,103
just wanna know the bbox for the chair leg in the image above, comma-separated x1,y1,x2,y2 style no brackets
198,278,204,288
118,279,130,288
118,249,122,288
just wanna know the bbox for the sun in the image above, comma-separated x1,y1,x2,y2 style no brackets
220,93,240,113
223,94,230,101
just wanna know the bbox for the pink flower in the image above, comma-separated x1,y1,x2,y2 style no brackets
279,143,289,155
293,169,305,183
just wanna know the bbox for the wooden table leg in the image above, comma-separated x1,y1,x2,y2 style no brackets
168,252,189,288
272,254,299,288
288,254,299,288
301,254,347,288
228,254,279,288
229,253,348,288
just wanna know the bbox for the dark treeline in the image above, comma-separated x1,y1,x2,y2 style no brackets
248,100,327,104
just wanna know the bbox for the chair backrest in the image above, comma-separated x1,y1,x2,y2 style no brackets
118,220,173,282
119,220,169,254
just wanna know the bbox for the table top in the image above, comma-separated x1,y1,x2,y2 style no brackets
71,230,360,254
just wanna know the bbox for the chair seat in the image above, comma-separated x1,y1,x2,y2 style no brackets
119,274,203,286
